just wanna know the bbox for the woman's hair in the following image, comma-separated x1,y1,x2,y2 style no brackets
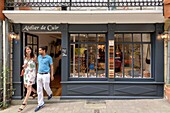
24,46,34,58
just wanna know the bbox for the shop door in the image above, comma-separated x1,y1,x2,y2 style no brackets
24,33,39,96
25,33,39,56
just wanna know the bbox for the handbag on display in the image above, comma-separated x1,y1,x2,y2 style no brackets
145,44,150,64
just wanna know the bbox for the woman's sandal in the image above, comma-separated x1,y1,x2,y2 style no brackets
32,93,37,99
18,103,27,112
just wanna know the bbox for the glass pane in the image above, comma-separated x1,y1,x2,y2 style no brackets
27,44,33,48
70,44,79,78
88,34,96,42
142,34,151,42
98,44,106,78
79,44,88,78
79,34,87,42
98,34,106,42
133,44,142,78
70,34,78,42
27,35,32,44
33,45,37,54
133,34,141,42
124,34,132,42
115,44,123,78
33,36,37,44
143,44,151,78
115,34,123,42
124,44,133,78
87,44,97,78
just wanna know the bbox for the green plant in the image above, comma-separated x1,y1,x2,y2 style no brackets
0,66,15,110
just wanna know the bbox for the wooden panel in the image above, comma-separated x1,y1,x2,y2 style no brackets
0,0,5,20
67,84,109,95
69,24,107,32
113,85,157,96
115,24,155,32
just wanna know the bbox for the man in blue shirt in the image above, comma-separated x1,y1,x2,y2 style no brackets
35,46,54,112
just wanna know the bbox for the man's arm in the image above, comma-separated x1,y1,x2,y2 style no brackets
50,64,54,81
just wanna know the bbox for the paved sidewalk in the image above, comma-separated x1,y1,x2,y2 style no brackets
0,98,170,113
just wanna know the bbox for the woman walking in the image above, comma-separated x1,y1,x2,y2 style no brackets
18,46,37,112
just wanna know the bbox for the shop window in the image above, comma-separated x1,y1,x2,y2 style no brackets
114,33,151,79
70,34,106,78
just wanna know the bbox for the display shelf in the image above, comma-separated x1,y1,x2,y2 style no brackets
108,40,115,78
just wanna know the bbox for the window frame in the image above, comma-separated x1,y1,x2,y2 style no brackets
69,33,107,81
114,32,154,80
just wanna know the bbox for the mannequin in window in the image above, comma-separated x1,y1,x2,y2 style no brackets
99,46,105,62
89,60,95,77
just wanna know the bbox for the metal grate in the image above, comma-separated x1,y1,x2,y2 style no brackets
5,0,163,10
86,100,106,104
94,109,100,113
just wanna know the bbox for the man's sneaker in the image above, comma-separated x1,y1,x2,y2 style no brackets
48,94,52,100
34,104,44,112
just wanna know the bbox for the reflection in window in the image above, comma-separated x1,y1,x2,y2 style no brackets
70,34,106,78
115,33,151,78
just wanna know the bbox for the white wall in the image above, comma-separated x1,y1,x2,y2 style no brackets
38,34,59,74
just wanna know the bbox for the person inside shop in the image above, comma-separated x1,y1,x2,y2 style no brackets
18,46,37,112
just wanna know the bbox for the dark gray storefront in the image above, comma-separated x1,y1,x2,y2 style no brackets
12,23,164,99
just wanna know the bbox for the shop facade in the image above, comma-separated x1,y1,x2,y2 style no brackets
11,23,164,99
1,0,163,101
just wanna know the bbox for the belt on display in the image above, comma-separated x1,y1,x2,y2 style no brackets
39,72,48,75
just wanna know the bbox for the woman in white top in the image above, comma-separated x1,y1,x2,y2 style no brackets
18,46,37,112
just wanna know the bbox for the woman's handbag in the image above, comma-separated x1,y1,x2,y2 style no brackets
20,59,30,76
20,69,25,76
145,44,150,64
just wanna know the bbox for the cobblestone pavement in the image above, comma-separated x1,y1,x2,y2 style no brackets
0,98,170,113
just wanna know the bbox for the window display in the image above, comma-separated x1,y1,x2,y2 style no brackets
70,34,106,78
114,33,152,78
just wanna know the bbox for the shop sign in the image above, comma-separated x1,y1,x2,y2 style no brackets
22,25,60,32
62,48,67,57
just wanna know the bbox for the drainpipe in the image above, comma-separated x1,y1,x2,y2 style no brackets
167,28,170,84
164,18,170,85
164,36,168,84
2,20,6,107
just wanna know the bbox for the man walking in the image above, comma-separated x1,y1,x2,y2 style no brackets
35,46,54,112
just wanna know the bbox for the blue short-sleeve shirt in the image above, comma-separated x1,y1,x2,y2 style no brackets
38,54,53,73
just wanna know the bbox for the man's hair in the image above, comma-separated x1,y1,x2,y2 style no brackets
39,46,48,52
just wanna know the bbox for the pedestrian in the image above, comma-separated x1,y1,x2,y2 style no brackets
18,46,37,112
34,46,54,112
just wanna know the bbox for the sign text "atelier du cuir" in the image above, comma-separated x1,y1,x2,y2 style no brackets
22,25,59,32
